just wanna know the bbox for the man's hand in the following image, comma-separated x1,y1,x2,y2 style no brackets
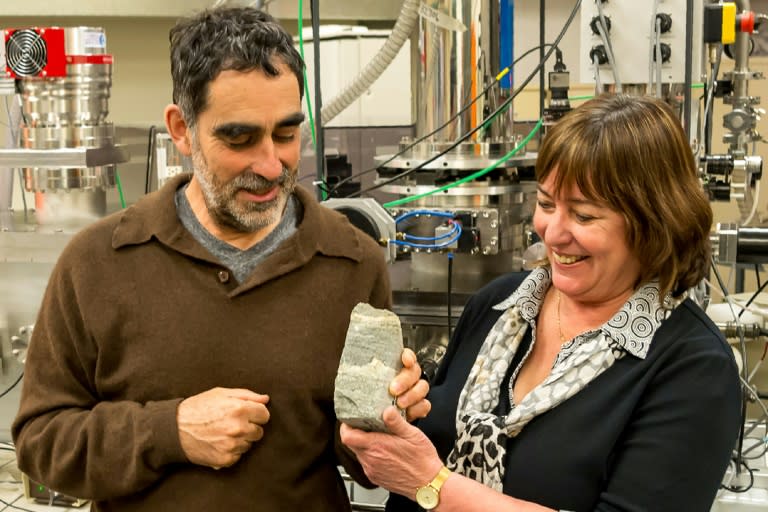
389,348,431,422
177,387,270,469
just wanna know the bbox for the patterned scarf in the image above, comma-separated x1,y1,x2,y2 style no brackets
446,268,677,491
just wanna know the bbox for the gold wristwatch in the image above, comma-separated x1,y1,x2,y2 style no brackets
415,466,452,510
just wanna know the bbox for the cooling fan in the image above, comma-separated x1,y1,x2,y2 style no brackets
6,29,46,76
3,27,66,78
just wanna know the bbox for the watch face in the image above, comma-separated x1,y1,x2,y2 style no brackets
415,486,439,510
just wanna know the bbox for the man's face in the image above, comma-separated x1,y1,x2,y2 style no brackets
190,66,303,234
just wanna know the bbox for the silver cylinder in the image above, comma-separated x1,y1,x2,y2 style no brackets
21,124,117,191
734,0,751,104
414,0,513,143
15,27,115,206
19,27,111,128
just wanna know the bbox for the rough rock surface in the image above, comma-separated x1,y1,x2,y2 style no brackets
334,303,404,432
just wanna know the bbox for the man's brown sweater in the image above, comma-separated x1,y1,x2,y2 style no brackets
13,175,391,511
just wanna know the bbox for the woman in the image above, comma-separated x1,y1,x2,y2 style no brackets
341,94,742,511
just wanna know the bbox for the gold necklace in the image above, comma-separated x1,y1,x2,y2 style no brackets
556,290,568,343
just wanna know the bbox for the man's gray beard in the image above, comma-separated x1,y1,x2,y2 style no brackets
191,145,297,233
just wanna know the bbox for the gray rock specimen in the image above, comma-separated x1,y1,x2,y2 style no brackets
334,302,404,432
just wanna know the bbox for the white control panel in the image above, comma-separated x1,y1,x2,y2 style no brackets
579,0,703,86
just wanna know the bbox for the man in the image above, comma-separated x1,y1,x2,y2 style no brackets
13,7,429,511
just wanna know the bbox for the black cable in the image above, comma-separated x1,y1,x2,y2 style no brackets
755,264,761,289
322,99,484,193
743,416,765,439
5,93,29,222
447,252,454,342
0,372,23,400
13,81,28,127
145,125,156,194
310,0,325,202
736,331,749,469
703,45,723,156
347,0,583,199
741,436,768,459
324,43,561,197
711,255,731,297
16,169,27,224
713,255,752,482
683,0,693,136
722,459,755,493
737,277,768,318
0,496,38,512
539,0,546,140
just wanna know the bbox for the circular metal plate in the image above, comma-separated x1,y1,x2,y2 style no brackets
375,152,537,171
377,181,535,196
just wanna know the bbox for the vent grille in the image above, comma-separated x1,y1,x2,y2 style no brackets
6,29,47,77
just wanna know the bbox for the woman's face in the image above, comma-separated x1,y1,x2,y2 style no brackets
533,170,642,305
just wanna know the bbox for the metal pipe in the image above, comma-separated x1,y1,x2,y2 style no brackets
712,224,768,265
734,0,751,103
310,0,325,201
415,0,511,143
0,146,128,169
683,0,693,136
714,321,763,340
539,0,545,129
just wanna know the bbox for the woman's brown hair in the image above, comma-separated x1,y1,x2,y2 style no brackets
535,94,712,299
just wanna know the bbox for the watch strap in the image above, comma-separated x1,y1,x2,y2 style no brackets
429,466,452,491
416,465,452,509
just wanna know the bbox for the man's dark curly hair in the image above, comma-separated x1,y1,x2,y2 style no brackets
169,6,304,128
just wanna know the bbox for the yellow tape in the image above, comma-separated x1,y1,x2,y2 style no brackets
722,2,736,44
